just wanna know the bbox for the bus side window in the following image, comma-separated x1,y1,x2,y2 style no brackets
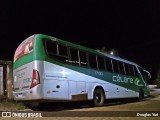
133,66,139,76
97,56,105,71
119,62,125,74
70,48,79,65
88,54,97,69
124,64,131,75
46,40,57,55
58,44,69,58
45,40,69,63
79,51,87,67
129,65,135,76
112,60,119,73
105,58,113,72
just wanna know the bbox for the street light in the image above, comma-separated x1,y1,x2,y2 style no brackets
109,49,119,57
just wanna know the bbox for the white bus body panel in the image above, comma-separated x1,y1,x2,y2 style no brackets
13,60,139,101
44,62,139,101
13,61,43,100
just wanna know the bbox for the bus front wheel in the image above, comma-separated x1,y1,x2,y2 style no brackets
93,88,105,107
138,89,144,101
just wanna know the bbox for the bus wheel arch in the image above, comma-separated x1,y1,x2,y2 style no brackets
92,86,105,107
138,88,144,101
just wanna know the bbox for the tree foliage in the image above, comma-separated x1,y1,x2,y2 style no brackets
154,66,160,88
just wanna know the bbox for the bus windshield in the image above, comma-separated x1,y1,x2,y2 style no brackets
14,35,34,62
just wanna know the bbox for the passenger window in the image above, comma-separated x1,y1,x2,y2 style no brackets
45,41,69,63
119,62,125,74
79,51,87,67
105,58,113,72
133,66,139,76
58,44,68,57
46,40,57,55
124,64,131,75
70,48,79,65
88,54,97,69
129,65,135,76
112,60,119,73
97,56,105,71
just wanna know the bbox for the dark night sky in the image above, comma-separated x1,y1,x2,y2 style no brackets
0,0,160,82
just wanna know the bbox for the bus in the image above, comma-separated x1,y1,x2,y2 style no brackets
13,34,151,107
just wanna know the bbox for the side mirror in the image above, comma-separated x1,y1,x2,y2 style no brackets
143,70,151,79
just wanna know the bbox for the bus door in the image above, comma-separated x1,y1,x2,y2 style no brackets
67,65,87,101
69,80,87,101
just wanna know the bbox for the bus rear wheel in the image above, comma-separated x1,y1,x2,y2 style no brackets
93,88,105,107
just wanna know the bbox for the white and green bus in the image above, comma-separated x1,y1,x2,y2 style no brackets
13,34,151,107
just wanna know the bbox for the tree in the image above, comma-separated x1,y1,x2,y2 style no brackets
100,47,108,54
154,65,160,88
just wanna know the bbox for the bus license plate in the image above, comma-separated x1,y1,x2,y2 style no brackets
18,93,23,97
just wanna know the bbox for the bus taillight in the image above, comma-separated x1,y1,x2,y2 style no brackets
30,69,40,88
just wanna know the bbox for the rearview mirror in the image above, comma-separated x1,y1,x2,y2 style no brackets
143,70,151,79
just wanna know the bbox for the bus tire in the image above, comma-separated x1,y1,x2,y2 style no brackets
138,89,144,101
93,88,105,107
